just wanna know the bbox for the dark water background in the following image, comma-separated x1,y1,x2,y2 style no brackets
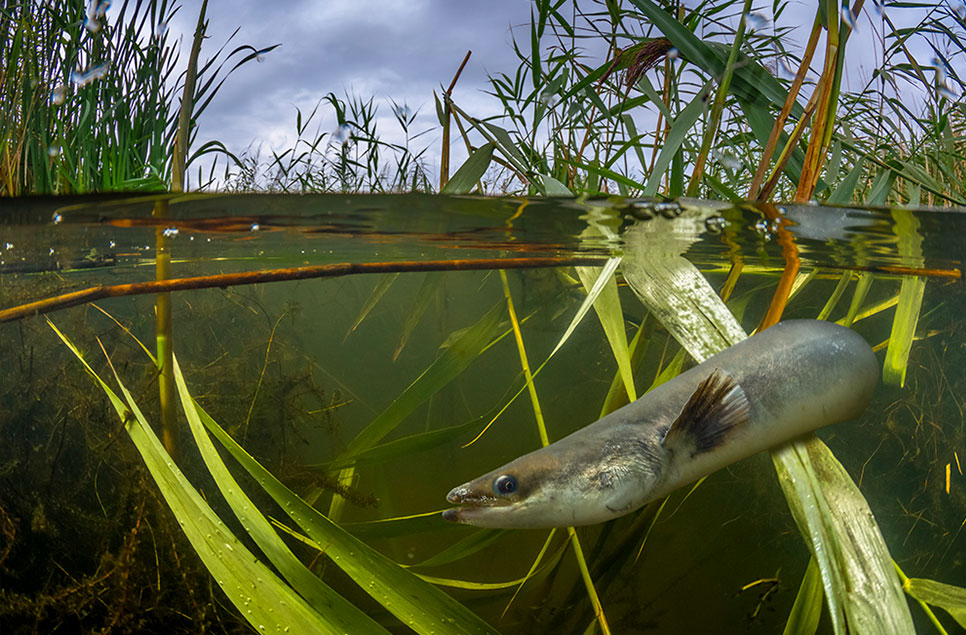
0,193,963,633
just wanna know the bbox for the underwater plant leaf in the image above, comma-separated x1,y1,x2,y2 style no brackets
326,418,483,470
347,272,399,337
171,356,385,634
883,208,925,387
783,556,823,635
549,257,622,360
340,301,504,461
576,265,637,401
621,215,746,360
440,142,495,195
817,272,852,321
643,83,711,197
341,510,449,539
394,273,438,361
620,224,914,635
773,439,915,635
842,272,874,326
903,577,966,628
195,402,500,635
409,529,509,569
48,322,345,635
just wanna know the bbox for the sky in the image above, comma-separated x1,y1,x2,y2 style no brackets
164,0,537,186
156,1,950,189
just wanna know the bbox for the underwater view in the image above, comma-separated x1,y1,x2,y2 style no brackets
0,194,964,633
3,0,966,632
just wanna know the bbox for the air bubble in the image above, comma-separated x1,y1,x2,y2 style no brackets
48,146,61,158
250,223,260,232
705,216,726,234
162,227,179,238
52,213,63,224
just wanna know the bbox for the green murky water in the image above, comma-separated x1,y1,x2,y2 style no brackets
0,193,963,633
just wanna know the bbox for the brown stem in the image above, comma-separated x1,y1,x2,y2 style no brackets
0,256,607,324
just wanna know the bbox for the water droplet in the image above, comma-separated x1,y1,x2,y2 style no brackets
704,215,726,234
162,227,179,238
753,218,774,240
712,150,742,170
108,240,115,248
655,201,683,218
70,63,109,87
333,123,351,144
939,82,958,101
538,90,560,107
224,542,234,552
48,247,54,255
51,85,67,105
52,213,63,224
47,146,61,158
3,243,12,250
773,43,796,79
250,223,260,232
840,6,858,30
743,11,770,32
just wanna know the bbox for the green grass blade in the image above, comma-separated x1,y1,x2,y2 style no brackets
440,142,494,194
196,403,500,635
326,418,482,470
549,257,622,360
903,578,966,630
340,301,504,461
643,83,711,197
172,356,385,634
347,273,400,337
576,265,636,401
394,273,438,361
783,556,823,635
883,209,925,387
48,321,343,635
410,530,509,569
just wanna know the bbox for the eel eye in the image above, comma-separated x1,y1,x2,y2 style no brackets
493,474,518,496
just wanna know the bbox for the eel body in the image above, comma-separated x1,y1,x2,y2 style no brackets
443,320,878,528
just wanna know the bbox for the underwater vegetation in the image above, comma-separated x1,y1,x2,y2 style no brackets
1,0,966,634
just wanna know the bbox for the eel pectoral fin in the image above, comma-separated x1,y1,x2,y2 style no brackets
661,368,751,457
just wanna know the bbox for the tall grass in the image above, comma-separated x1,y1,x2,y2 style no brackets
0,0,270,195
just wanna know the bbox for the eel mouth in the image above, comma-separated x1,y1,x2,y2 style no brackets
442,484,507,523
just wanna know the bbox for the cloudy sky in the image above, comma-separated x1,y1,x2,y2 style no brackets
164,0,536,184
158,1,937,188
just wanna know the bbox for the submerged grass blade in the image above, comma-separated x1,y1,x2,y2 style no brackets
347,272,399,337
171,356,385,633
500,270,611,635
783,556,822,635
196,403,500,635
899,569,964,631
883,209,926,387
48,321,343,635
576,264,636,401
550,257,622,360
